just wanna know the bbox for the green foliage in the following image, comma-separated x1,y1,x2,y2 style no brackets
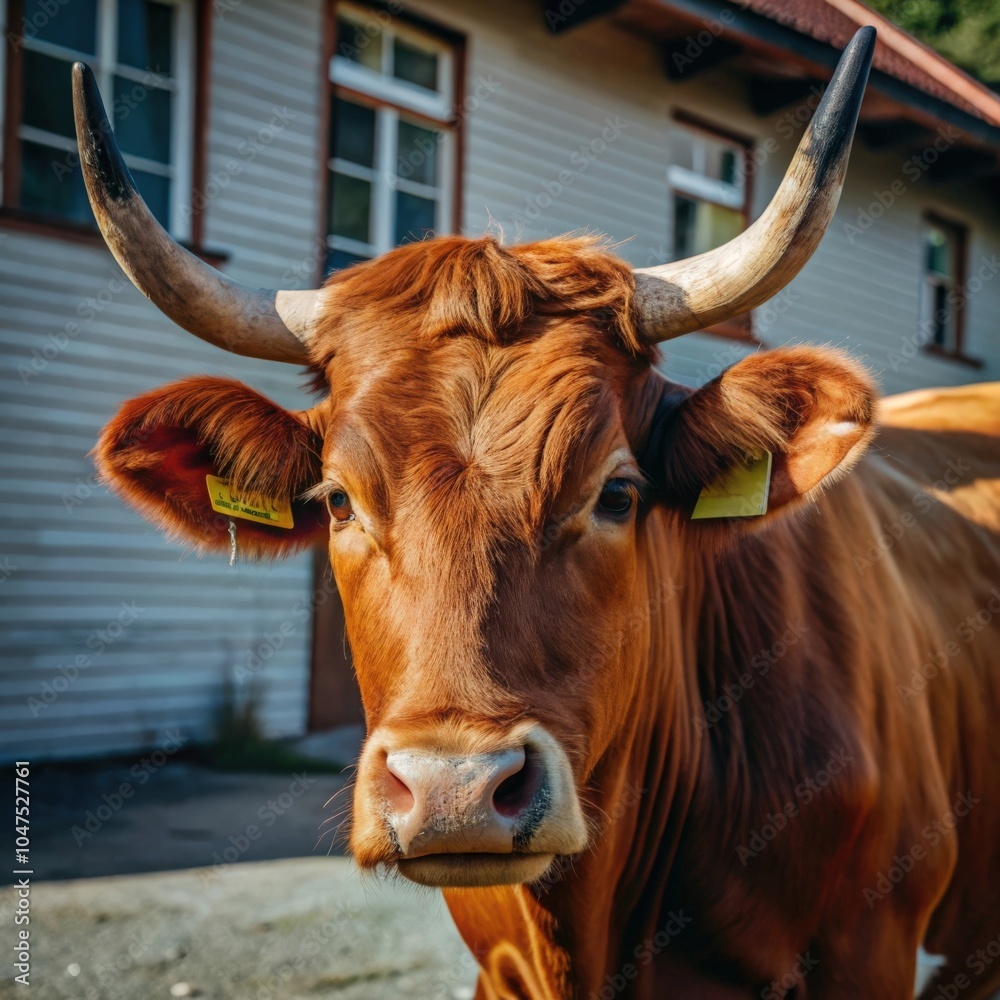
206,681,344,773
865,0,1000,89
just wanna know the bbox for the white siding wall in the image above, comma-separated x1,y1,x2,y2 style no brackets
0,0,327,761
4,0,999,762
412,0,1000,392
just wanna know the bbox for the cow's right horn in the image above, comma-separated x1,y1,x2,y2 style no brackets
72,62,319,364
632,25,876,343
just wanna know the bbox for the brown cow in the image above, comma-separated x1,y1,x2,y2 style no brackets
70,26,1000,999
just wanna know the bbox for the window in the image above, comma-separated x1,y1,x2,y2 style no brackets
4,0,195,238
326,2,458,275
667,116,751,338
668,120,747,259
920,215,966,355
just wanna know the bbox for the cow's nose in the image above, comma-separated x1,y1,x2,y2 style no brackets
383,746,545,856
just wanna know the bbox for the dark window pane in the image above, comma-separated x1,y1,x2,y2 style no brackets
130,168,171,228
329,173,371,243
673,195,697,259
325,248,368,277
719,149,737,186
931,283,950,347
113,76,172,162
393,38,437,90
332,99,375,168
22,51,76,139
336,16,381,71
397,120,438,186
117,0,174,74
19,140,94,224
395,191,435,244
925,227,952,277
22,0,97,54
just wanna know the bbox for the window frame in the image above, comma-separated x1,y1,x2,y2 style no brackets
0,0,213,251
919,211,979,367
668,111,756,342
323,0,464,275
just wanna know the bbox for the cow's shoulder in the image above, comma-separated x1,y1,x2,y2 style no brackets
879,381,1000,435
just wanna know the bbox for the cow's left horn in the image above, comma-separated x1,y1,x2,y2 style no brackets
633,25,876,343
72,63,317,363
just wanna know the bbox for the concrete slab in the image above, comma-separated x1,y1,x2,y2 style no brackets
0,857,479,1000
11,760,349,884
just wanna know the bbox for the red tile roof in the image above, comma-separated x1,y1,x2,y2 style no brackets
743,0,1000,126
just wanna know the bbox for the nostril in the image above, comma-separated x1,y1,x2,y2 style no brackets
384,761,415,814
492,748,543,819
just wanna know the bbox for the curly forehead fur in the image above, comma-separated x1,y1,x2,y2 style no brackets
312,233,652,358
305,235,659,548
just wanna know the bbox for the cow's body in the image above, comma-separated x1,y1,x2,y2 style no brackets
446,382,1000,999
68,32,1000,999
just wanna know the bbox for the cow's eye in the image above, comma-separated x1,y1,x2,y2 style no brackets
597,479,635,517
326,489,355,523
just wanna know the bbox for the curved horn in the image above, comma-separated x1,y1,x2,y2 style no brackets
72,62,317,363
634,26,876,343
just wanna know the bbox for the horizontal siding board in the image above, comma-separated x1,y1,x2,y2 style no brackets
0,0,325,762
3,0,1000,764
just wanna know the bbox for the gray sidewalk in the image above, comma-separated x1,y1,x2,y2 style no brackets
2,725,478,999
8,726,366,885
0,857,477,999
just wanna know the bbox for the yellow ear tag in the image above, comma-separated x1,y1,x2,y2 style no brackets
691,451,773,520
205,474,294,530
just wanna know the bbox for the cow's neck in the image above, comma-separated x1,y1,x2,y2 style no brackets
450,507,857,997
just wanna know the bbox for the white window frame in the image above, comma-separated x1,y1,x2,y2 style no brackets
667,121,747,262
919,216,966,353
328,2,456,264
5,0,194,240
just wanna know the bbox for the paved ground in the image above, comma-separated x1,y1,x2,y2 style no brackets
0,857,478,1000
1,728,478,998
10,760,352,883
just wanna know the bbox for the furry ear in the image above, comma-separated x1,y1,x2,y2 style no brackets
95,377,328,558
651,347,878,522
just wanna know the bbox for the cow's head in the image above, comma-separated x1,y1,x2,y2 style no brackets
73,28,876,888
